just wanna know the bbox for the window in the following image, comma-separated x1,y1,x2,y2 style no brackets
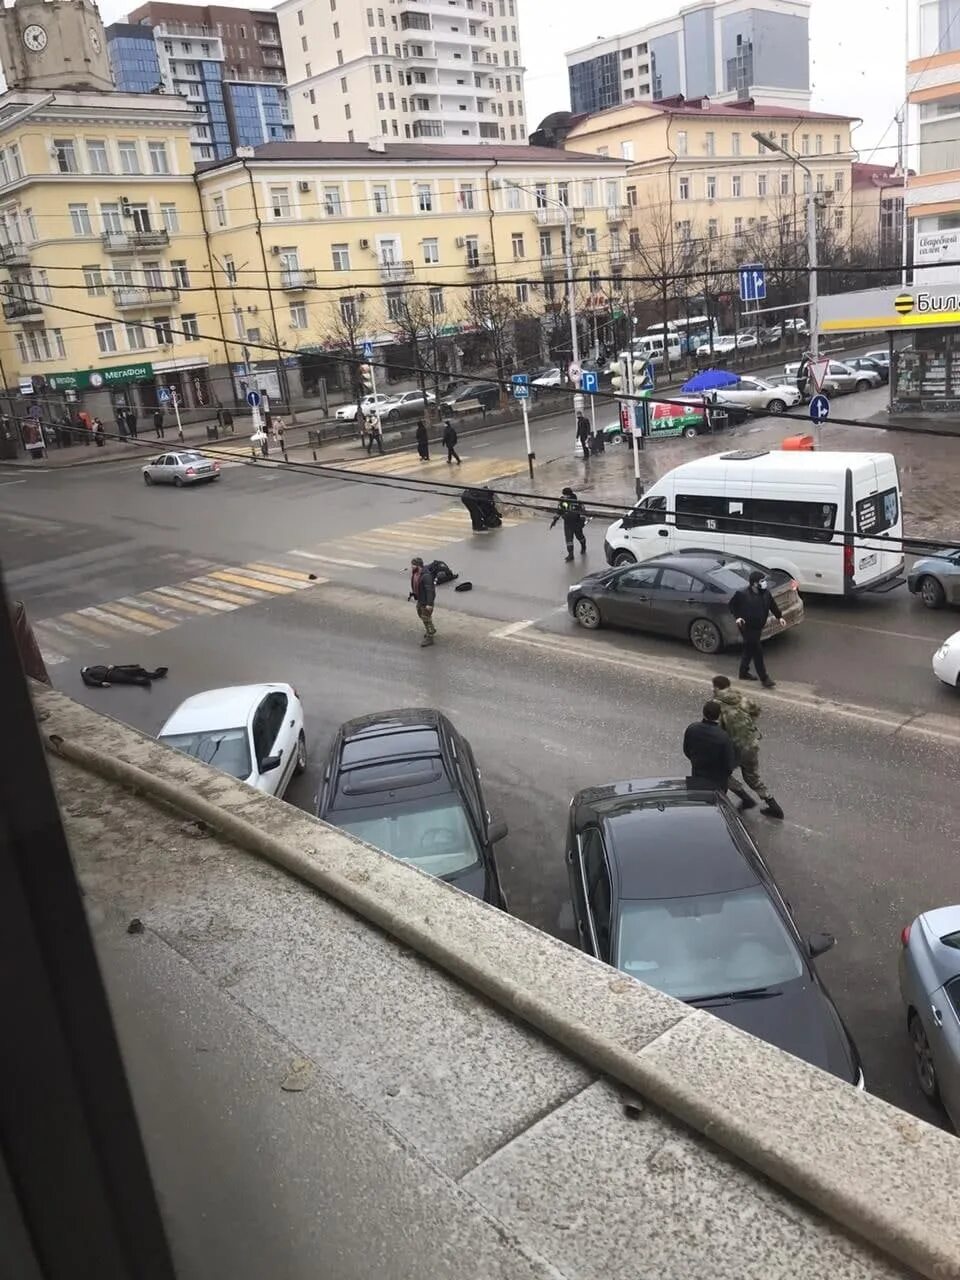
557,181,569,206
87,139,109,173
429,286,444,315
707,218,718,240
779,171,790,196
627,185,637,207
270,187,291,218
422,237,439,263
459,182,475,210
585,227,598,252
212,194,226,226
289,301,308,328
511,231,524,259
676,130,687,155
302,34,309,49
731,174,741,198
815,134,823,155
834,133,842,153
323,186,342,216
834,207,844,231
182,313,200,341
505,183,521,210
153,316,173,345
706,175,716,200
620,140,634,161
416,183,432,212
605,180,618,208
332,243,350,271
15,328,66,362
733,216,743,239
118,141,140,174
800,134,810,155
53,139,78,173
148,141,170,175
676,219,691,240
731,132,741,156
464,234,479,266
372,184,389,213
339,295,358,325
160,203,179,232
69,203,91,235
515,280,528,303
834,171,844,193
100,202,122,234
298,8,304,23
385,289,404,321
704,131,715,155
170,260,189,288
125,322,147,351
95,322,116,354
678,176,690,201
83,266,105,296
815,172,825,193
757,172,767,198
223,256,237,285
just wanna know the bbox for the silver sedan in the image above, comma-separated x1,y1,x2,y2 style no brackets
142,450,222,486
899,905,960,1131
907,548,960,609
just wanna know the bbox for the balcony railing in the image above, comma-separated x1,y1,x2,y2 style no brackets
101,230,170,253
379,260,415,282
0,241,30,267
3,297,43,320
533,206,584,226
256,29,281,45
112,285,181,310
465,250,494,271
279,268,316,290
605,204,632,223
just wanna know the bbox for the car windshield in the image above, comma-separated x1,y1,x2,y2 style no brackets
160,727,251,779
336,796,481,878
180,451,204,462
616,886,805,1000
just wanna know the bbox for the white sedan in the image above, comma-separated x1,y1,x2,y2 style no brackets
715,376,802,415
158,682,307,798
531,366,563,387
335,394,391,422
933,631,960,689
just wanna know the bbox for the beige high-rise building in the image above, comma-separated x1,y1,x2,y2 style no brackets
277,0,525,145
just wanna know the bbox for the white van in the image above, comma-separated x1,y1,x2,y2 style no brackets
633,331,682,366
603,448,904,596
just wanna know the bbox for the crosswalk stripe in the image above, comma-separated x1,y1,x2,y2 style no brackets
187,578,259,604
79,605,153,634
237,565,314,589
154,584,238,611
139,589,214,616
35,616,100,645
104,601,177,630
60,611,116,637
244,562,316,582
290,550,376,569
208,570,292,595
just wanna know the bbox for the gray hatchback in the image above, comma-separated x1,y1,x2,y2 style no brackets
898,905,960,1131
907,548,960,609
142,450,221,486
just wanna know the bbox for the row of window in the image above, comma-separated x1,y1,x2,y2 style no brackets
361,118,523,141
92,315,201,356
674,129,845,159
82,262,191,293
352,36,522,67
675,169,846,201
62,201,181,236
670,207,846,241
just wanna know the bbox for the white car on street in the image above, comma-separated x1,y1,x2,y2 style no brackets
696,333,757,357
715,376,803,415
531,366,563,387
158,682,307,797
335,394,391,422
933,631,960,689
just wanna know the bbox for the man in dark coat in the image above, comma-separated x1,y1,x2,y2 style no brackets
730,569,785,687
442,419,461,465
154,406,165,438
409,556,437,646
576,411,591,460
550,486,587,561
683,701,737,792
415,419,430,460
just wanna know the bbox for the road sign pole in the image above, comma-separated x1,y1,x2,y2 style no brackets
521,396,533,479
171,390,184,443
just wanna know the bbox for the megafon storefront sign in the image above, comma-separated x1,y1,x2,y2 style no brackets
819,284,960,333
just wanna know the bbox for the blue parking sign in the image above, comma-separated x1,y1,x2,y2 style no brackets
580,370,599,394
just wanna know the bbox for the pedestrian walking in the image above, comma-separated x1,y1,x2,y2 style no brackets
127,408,139,440
93,417,105,448
711,675,784,819
365,415,384,455
576,411,592,460
415,418,430,461
682,701,738,794
77,409,93,445
442,418,461,465
730,569,785,687
408,555,437,647
550,486,587,562
153,406,165,438
272,414,287,459
795,350,811,399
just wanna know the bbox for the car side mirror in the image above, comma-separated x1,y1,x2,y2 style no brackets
487,818,508,843
260,752,282,773
807,932,835,958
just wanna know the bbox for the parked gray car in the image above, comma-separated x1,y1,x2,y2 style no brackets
142,450,221,486
907,548,960,609
898,904,960,1131
784,359,881,396
379,389,436,421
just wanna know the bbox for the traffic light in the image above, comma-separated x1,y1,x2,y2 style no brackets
610,352,630,395
631,355,646,386
359,362,374,394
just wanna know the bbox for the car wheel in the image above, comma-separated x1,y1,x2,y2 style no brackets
855,379,871,393
918,575,946,609
682,425,699,439
612,549,636,567
173,476,184,487
574,598,602,630
294,730,307,775
767,398,787,415
689,618,723,654
909,1012,940,1101
143,472,152,485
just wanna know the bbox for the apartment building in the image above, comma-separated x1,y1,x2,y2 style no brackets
277,0,526,145
851,161,906,268
108,4,293,159
566,0,810,116
905,0,960,281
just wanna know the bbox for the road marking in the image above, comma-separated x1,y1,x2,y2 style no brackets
139,589,214,616
185,578,257,605
244,562,316,582
290,549,376,569
231,565,315,589
60,611,116,637
0,478,28,487
78,605,153,635
490,619,536,639
105,601,178,630
207,570,291,595
153,584,237,612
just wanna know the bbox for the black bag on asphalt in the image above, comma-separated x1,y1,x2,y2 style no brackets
427,559,458,585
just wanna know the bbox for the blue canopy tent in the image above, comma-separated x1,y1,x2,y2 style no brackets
681,369,740,393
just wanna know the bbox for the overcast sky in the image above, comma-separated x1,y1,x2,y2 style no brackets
96,0,908,163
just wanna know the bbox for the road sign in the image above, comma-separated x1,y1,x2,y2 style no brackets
245,389,261,408
511,373,529,400
361,341,374,360
807,357,830,393
738,263,766,303
637,361,655,391
156,386,172,404
580,370,599,395
809,393,830,423
567,360,581,384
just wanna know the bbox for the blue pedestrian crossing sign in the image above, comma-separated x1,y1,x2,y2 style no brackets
361,341,374,360
580,370,599,394
245,389,261,408
637,361,655,391
511,373,529,400
738,263,766,303
809,393,830,423
156,386,173,404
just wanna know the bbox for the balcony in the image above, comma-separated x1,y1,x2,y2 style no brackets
605,204,632,223
280,268,316,290
3,296,43,320
256,28,281,46
465,250,494,271
112,286,181,310
102,230,170,254
0,241,30,267
379,260,415,282
533,206,584,227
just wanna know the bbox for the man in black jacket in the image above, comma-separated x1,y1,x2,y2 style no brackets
442,419,461,465
683,701,737,792
550,487,587,561
409,556,437,646
730,569,785,687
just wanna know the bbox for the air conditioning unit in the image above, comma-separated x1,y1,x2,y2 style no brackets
298,180,311,193
574,225,585,237
359,238,370,249
455,236,466,248
270,245,281,255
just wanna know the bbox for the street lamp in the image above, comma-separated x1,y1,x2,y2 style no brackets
752,131,819,360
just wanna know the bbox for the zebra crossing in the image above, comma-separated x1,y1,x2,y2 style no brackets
32,560,326,666
331,449,529,487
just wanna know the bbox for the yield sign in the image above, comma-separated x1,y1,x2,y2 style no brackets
807,358,830,393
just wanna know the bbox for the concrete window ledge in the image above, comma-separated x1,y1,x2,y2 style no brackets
36,686,960,1280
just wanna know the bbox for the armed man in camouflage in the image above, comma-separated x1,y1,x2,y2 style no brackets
711,674,785,820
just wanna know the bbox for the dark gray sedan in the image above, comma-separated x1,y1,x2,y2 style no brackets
898,904,960,1131
567,550,803,654
907,548,960,609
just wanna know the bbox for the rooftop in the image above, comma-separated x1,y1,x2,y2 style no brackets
198,140,627,171
852,161,908,190
567,96,858,130
36,684,960,1280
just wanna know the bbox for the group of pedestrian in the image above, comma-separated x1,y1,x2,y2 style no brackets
683,675,784,820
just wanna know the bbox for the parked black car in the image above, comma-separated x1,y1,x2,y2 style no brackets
569,550,803,654
439,381,501,414
846,356,889,385
566,778,863,1085
317,708,508,906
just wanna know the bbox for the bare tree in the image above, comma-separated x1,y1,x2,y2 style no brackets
321,291,369,411
628,201,700,375
460,275,532,391
390,285,458,415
